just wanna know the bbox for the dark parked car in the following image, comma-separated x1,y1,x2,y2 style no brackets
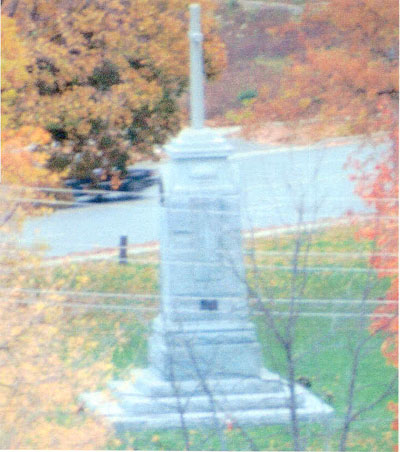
65,168,159,202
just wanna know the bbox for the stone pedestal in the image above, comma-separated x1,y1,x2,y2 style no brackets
82,368,332,432
80,128,333,431
152,127,262,382
80,3,333,433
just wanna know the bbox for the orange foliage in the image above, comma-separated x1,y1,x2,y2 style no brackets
247,0,398,139
356,110,399,435
1,16,62,220
246,0,398,435
352,106,398,370
0,15,115,449
2,127,53,184
2,1,226,179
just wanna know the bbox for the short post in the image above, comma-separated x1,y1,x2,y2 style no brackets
119,235,128,265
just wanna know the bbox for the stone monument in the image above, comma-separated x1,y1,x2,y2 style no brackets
81,4,333,431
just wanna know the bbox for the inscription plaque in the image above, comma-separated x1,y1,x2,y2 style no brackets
200,299,218,311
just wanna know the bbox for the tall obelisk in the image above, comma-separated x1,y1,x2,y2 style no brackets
80,4,333,431
146,2,262,381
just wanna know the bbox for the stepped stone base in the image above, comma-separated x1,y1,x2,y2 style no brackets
80,368,333,433
147,317,264,380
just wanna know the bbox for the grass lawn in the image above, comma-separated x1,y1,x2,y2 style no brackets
25,225,397,450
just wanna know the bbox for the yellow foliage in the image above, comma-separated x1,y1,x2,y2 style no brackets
1,16,31,92
2,1,226,178
0,3,224,448
299,97,312,109
0,286,116,449
0,132,115,450
1,16,63,218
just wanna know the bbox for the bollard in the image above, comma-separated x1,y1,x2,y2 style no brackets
119,235,128,265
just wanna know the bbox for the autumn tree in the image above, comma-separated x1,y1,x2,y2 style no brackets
352,103,399,445
0,16,113,448
2,0,225,182
244,0,398,442
1,14,61,220
246,0,398,140
0,7,221,447
0,287,115,449
0,118,116,450
245,0,399,352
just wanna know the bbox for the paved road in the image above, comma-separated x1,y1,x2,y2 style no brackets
21,138,380,257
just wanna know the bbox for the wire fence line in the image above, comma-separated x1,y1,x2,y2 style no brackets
0,287,396,305
3,245,396,259
0,195,287,212
247,250,398,258
3,243,396,260
9,234,396,252
1,198,397,229
1,186,398,207
2,296,396,319
0,184,160,197
1,196,93,207
1,259,397,274
1,183,399,203
2,186,397,315
244,264,398,274
2,260,394,275
0,286,160,300
259,298,397,305
0,296,158,313
1,195,398,213
5,236,397,258
8,242,393,259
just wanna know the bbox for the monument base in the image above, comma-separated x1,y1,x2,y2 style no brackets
80,367,333,433
147,317,264,380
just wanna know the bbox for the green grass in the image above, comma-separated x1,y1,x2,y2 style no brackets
25,226,397,450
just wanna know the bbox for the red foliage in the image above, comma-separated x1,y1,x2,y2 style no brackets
354,103,398,433
248,0,399,433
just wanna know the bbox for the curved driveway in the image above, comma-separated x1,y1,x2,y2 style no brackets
21,138,379,257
